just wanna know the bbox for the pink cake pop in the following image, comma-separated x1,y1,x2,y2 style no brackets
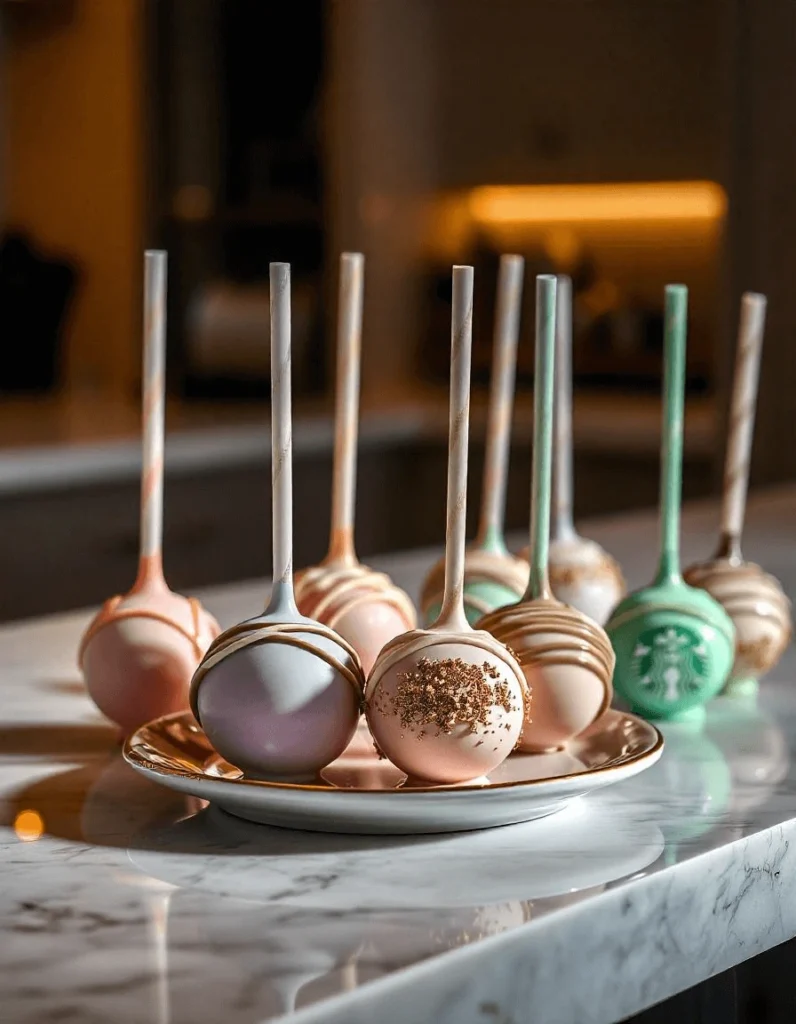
79,251,219,735
479,276,614,752
294,253,415,674
365,266,527,785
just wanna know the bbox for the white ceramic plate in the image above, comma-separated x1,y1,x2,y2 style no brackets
124,709,663,835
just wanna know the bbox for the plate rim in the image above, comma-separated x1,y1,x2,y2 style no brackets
123,709,664,796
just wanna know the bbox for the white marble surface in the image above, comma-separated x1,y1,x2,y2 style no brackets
1,487,795,1023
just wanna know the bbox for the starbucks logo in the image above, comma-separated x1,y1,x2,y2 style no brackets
630,626,711,703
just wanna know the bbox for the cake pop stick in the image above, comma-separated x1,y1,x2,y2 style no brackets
80,251,219,734
295,253,415,673
540,275,625,624
365,266,526,784
479,276,615,752
606,285,735,721
140,251,166,583
685,293,790,696
191,263,363,780
421,255,529,624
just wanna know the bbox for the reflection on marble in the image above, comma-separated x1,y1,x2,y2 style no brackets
1,488,796,1023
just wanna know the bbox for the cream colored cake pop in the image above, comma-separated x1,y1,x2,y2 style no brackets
684,292,791,696
295,253,415,674
191,263,363,781
479,275,614,753
421,255,529,625
519,275,625,625
365,266,526,785
79,251,219,735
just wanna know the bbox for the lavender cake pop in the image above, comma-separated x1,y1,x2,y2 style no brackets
684,293,791,695
190,263,363,780
79,251,219,735
421,255,530,624
365,266,526,785
295,253,415,674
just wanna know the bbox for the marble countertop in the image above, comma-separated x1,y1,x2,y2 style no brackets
1,487,795,1023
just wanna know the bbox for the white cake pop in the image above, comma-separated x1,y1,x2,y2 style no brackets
420,255,529,625
518,276,624,625
479,276,614,752
684,292,791,695
79,251,219,735
295,253,415,674
190,263,363,780
365,266,526,785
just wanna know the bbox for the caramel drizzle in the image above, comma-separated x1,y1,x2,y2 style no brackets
420,548,529,617
190,619,365,722
78,595,214,668
479,601,615,691
684,561,792,630
364,626,529,704
606,600,736,643
294,563,416,632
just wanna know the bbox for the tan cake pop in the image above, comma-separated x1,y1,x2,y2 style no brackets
365,266,526,785
420,254,529,625
519,275,625,624
684,292,791,696
295,253,415,674
479,275,615,753
79,251,219,735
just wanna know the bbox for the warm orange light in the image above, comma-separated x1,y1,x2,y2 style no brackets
468,181,726,226
14,809,44,843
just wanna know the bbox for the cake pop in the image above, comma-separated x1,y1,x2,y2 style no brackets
190,263,363,780
684,293,791,696
606,285,735,721
421,254,529,625
79,251,219,735
519,275,625,625
365,266,526,785
479,276,615,753
294,253,415,674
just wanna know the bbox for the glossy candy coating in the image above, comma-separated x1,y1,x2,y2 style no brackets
80,577,219,735
191,607,363,780
479,598,614,751
684,558,791,696
295,563,415,675
606,577,735,720
365,628,526,784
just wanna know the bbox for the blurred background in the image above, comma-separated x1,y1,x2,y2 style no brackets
0,0,792,620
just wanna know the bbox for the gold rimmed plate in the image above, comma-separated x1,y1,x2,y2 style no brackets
124,709,662,834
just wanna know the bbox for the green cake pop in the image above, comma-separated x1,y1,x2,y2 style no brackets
605,285,734,722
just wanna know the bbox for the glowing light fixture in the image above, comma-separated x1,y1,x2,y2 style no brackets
468,181,726,226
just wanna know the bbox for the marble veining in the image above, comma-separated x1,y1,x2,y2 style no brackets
1,486,796,1023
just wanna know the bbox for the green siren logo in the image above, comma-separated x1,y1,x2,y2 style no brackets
630,626,711,703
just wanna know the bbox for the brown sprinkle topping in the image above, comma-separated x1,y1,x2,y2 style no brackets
375,657,519,736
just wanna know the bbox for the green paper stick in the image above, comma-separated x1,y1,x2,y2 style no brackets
656,284,688,586
525,275,557,601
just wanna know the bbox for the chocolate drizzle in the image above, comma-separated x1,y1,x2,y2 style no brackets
295,563,416,630
78,595,215,667
190,618,366,723
478,599,615,691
